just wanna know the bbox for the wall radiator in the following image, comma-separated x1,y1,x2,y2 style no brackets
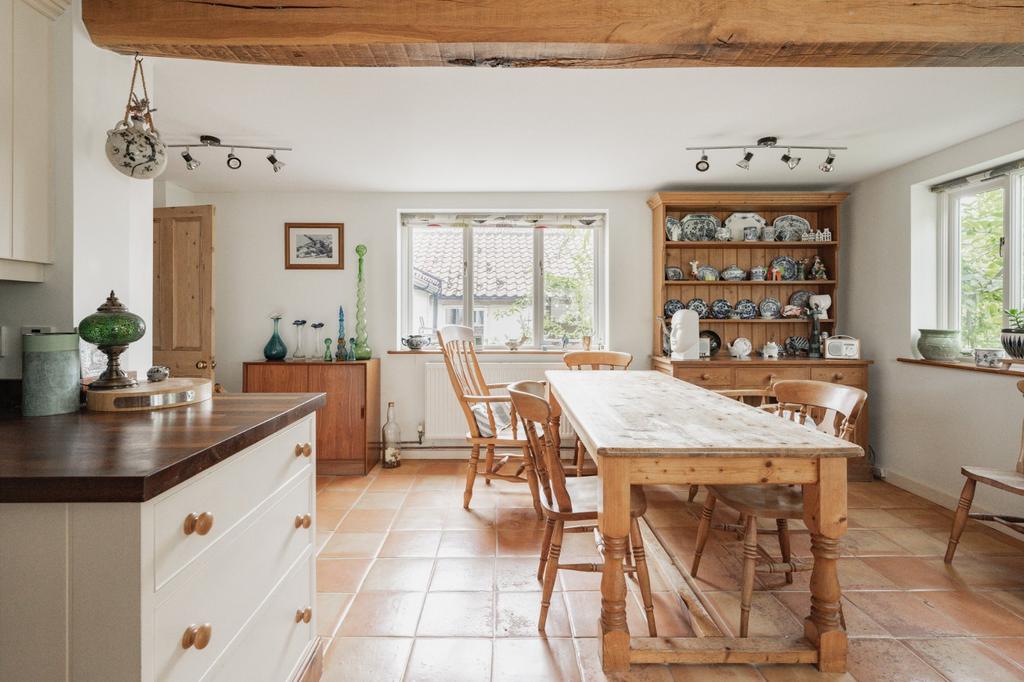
423,362,576,442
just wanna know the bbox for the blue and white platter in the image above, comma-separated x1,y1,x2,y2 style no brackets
759,297,782,319
665,217,684,242
710,299,733,319
664,298,685,317
735,299,757,319
773,215,812,242
788,289,813,308
770,255,799,281
686,298,710,319
665,266,685,281
681,214,720,242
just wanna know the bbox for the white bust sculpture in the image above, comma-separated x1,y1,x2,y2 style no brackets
670,309,700,360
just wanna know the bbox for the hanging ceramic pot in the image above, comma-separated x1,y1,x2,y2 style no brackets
106,117,167,179
105,56,167,179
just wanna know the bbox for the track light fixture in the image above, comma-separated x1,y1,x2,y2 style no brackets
166,134,292,174
695,151,709,172
181,147,200,171
267,151,285,173
819,150,837,173
686,136,846,174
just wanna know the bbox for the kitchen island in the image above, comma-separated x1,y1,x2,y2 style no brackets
0,392,326,682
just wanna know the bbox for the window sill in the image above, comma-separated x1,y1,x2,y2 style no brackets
897,357,1024,378
387,349,571,356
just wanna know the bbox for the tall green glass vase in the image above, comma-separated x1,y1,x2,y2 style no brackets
353,244,372,360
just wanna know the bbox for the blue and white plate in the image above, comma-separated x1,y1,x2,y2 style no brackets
687,298,710,319
735,299,757,319
665,266,685,281
773,215,812,242
696,265,720,281
788,289,813,308
700,330,722,356
725,212,766,242
665,217,684,242
710,299,733,319
681,214,720,241
759,297,782,319
664,298,685,317
770,255,798,281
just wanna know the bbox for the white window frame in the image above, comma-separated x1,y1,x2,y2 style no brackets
937,171,1024,337
399,211,607,349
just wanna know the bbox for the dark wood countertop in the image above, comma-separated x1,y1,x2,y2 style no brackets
0,393,326,504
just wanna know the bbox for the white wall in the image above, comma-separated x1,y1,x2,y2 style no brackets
154,180,196,208
845,117,1024,515
190,190,651,442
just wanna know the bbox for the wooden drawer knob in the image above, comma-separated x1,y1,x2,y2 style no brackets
294,442,312,457
295,607,312,624
294,513,312,529
832,373,844,381
700,373,711,381
181,623,212,650
183,512,214,536
767,374,777,384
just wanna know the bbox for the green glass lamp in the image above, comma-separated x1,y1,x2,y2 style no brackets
78,290,146,390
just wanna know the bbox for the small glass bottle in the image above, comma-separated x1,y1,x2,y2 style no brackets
382,402,401,469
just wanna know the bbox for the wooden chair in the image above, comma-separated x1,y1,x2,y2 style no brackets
507,379,657,636
691,380,866,637
946,379,1024,563
563,351,632,477
686,388,776,503
437,325,547,519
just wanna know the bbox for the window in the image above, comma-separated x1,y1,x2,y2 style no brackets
402,213,605,348
939,170,1024,351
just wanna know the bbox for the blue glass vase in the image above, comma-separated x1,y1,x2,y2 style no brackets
264,317,288,360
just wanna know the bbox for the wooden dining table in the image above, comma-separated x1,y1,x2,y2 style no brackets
545,369,863,673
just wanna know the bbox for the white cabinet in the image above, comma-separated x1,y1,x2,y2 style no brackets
0,0,65,282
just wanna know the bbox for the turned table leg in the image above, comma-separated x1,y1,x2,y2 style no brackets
803,457,848,673
599,457,631,672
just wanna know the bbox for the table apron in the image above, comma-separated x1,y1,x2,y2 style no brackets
619,456,821,487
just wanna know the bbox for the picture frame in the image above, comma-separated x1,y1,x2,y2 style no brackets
284,223,344,270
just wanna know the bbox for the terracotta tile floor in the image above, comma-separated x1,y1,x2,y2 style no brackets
314,460,1024,681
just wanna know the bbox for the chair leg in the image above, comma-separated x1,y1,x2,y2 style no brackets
537,517,555,581
522,447,544,520
575,438,585,477
538,520,563,632
739,515,758,638
687,485,699,503
777,518,793,584
463,445,480,510
945,477,978,563
630,517,657,637
484,444,495,485
691,493,717,578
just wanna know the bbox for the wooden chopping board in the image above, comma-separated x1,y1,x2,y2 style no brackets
86,377,213,412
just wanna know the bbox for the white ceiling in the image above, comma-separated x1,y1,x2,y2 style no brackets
151,59,1024,194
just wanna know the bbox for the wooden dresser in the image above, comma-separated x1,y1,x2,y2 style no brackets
243,360,381,475
0,395,324,682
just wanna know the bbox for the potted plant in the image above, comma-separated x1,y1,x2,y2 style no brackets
1003,309,1024,359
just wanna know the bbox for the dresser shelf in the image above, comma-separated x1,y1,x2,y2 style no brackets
665,280,837,286
699,318,834,324
664,241,838,249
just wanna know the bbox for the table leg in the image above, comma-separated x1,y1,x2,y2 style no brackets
548,388,562,454
802,457,848,673
599,457,631,672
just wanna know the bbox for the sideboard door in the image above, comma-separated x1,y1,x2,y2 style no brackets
309,364,366,475
243,363,309,392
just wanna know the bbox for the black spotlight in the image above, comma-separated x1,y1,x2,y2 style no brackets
695,152,709,172
819,150,836,173
267,152,285,173
780,149,801,170
181,148,200,171
736,150,754,170
226,149,242,170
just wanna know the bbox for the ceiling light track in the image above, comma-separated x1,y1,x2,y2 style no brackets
687,136,846,174
166,134,292,172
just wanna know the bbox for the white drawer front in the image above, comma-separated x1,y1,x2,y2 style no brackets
153,416,314,588
153,471,314,682
204,549,315,682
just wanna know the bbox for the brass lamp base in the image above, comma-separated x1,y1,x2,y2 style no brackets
90,344,138,391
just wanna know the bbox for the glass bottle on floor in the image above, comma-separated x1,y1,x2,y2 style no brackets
382,401,401,469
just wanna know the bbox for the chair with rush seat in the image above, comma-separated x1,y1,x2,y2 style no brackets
437,325,546,519
508,379,657,636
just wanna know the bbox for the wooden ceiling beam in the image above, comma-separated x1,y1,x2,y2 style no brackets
82,0,1024,67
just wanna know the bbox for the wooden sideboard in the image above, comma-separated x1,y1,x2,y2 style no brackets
653,356,873,481
243,360,380,475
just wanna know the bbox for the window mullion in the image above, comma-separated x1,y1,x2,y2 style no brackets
464,225,473,338
534,228,544,347
1007,173,1024,313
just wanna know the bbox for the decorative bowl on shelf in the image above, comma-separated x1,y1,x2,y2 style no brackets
916,329,961,361
1002,329,1024,359
721,264,746,281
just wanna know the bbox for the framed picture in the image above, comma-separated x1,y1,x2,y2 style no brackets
284,223,344,270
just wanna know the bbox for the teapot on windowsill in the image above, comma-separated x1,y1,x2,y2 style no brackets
401,335,431,351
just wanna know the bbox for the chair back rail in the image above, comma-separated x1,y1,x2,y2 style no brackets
508,380,573,513
769,379,866,442
563,350,632,371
